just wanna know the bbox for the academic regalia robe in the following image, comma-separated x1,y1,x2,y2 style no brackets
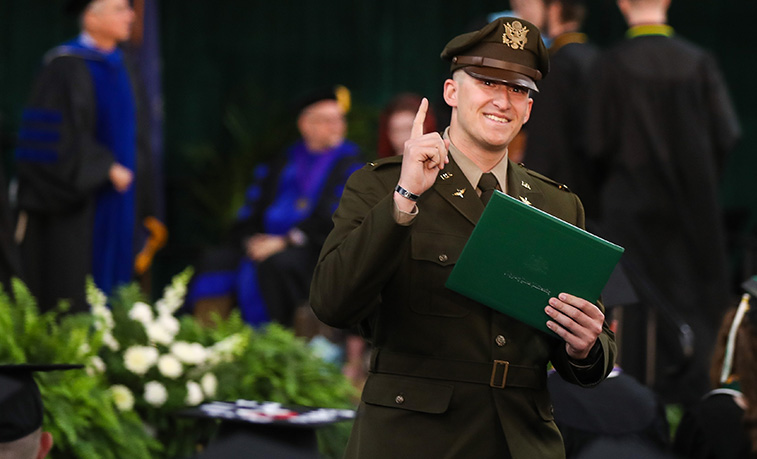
187,140,361,326
586,29,741,403
14,37,155,312
523,33,600,218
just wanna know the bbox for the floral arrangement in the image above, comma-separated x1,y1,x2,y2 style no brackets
0,279,161,458
1,268,357,458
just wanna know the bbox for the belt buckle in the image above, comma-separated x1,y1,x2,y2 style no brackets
490,360,510,389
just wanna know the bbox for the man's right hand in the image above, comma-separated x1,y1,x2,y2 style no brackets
109,163,134,193
394,98,449,212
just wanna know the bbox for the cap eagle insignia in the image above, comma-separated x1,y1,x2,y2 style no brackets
503,21,529,50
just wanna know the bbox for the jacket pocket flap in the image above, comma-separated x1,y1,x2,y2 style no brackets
410,232,466,266
362,373,453,414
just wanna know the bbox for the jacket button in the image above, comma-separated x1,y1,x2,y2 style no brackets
495,335,507,347
395,395,405,405
438,254,448,262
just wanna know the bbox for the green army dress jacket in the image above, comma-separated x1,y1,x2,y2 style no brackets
310,153,616,459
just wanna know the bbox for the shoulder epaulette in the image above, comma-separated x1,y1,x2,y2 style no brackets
517,162,572,193
364,155,402,170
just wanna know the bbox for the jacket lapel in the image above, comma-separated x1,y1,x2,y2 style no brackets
506,160,545,210
433,156,483,226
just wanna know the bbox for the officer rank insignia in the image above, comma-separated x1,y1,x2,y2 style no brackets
503,21,529,50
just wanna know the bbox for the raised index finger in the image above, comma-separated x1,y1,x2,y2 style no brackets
411,97,429,140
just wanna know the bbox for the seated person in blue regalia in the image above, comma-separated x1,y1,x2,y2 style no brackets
187,86,362,327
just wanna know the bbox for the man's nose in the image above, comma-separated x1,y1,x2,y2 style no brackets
491,87,512,110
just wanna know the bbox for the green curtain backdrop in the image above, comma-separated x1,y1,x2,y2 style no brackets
2,0,755,293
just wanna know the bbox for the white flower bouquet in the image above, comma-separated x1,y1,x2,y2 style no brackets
92,268,251,457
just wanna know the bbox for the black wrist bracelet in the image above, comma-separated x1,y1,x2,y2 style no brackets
395,185,420,201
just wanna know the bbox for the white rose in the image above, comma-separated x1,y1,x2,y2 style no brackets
129,302,154,324
170,341,207,365
200,372,217,398
110,385,134,411
185,381,203,406
157,354,183,379
144,381,168,407
103,332,120,351
145,322,174,346
124,345,159,375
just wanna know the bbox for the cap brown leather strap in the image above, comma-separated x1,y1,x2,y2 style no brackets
453,55,543,81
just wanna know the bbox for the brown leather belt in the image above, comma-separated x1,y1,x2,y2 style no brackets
370,349,545,389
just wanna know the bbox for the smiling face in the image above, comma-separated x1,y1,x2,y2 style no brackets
444,70,533,157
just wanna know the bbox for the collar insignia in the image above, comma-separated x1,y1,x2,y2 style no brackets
440,172,454,180
503,21,529,50
521,180,531,190
453,188,466,198
519,196,532,206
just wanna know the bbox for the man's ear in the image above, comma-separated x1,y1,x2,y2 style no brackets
37,431,53,459
443,78,458,108
524,97,534,123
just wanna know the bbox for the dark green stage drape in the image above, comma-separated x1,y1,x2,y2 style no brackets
2,0,756,293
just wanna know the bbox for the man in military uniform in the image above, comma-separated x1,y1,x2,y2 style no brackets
310,17,616,459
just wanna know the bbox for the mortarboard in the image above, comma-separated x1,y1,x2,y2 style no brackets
179,400,355,458
64,0,94,16
292,85,351,116
0,364,84,443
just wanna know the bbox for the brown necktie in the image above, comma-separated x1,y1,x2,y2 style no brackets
478,172,499,206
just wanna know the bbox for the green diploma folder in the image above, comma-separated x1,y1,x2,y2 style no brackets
445,191,624,336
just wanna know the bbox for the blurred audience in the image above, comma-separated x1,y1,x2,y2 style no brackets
187,86,361,328
549,366,673,458
585,0,741,404
377,93,437,158
521,0,600,218
673,293,757,458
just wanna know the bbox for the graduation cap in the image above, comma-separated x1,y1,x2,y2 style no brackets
179,400,355,458
64,0,94,15
292,85,351,116
0,364,84,443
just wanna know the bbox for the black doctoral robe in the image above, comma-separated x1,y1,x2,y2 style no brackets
586,31,741,403
15,49,154,313
523,33,600,218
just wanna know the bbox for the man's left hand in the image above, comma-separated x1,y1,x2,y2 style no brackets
246,234,287,262
545,293,604,360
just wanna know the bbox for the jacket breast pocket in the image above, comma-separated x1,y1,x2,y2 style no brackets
409,231,470,318
362,373,453,414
